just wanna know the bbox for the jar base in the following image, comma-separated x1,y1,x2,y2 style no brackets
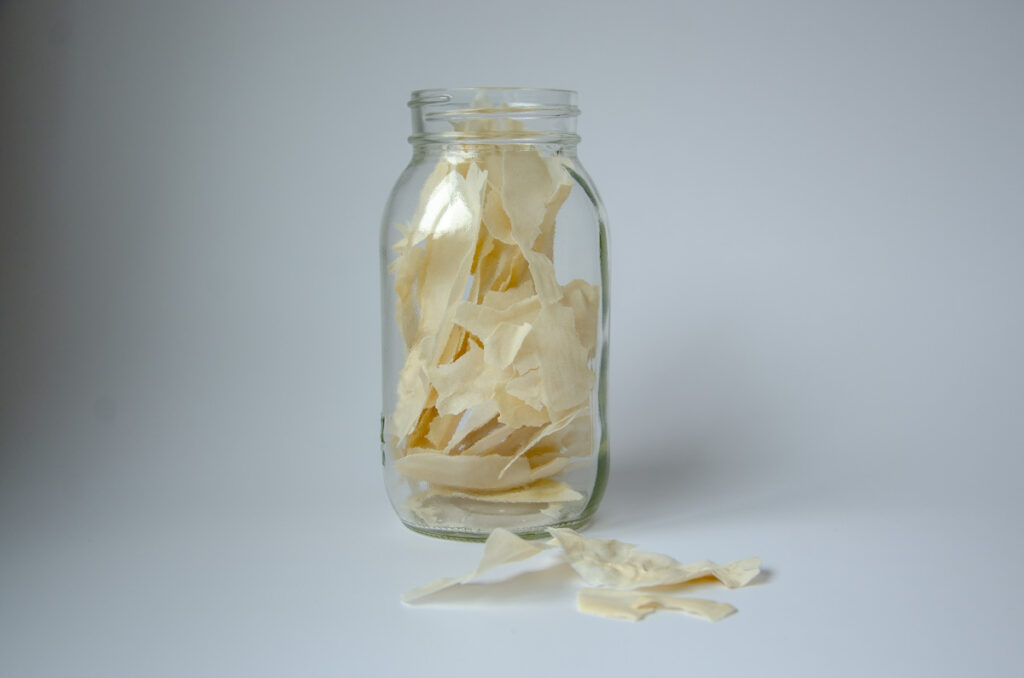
401,510,595,542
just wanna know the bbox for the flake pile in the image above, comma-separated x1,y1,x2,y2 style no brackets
404,528,763,623
387,127,600,527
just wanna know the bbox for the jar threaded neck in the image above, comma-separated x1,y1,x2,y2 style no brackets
408,87,580,146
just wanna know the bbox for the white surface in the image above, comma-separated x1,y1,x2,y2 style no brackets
1,2,1022,676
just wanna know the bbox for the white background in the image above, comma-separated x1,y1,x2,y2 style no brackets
1,1,1021,676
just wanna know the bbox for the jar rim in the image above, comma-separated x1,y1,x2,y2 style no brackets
407,87,581,145
409,87,578,108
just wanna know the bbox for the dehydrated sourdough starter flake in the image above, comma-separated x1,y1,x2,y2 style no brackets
403,528,553,603
412,478,584,505
402,527,763,622
548,528,761,590
394,451,572,492
576,589,736,623
387,111,600,529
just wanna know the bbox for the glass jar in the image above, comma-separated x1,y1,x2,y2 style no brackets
379,87,610,540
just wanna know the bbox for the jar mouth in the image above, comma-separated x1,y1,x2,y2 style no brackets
408,87,580,145
409,87,578,111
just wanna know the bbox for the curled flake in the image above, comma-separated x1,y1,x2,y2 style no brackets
549,528,762,590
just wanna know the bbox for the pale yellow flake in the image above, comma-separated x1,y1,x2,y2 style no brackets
577,588,736,623
393,158,451,252
482,197,512,244
525,454,573,482
402,162,469,250
548,528,762,590
512,334,543,375
501,150,572,306
482,281,536,310
531,304,594,416
425,412,461,449
390,245,425,349
394,451,535,491
494,391,549,428
472,425,547,458
436,325,471,366
535,182,572,259
483,321,532,368
390,338,433,443
505,368,544,410
419,478,584,505
543,412,594,457
471,240,521,301
414,164,487,356
521,249,563,305
452,294,540,340
563,278,600,358
501,150,564,249
442,401,501,454
481,155,514,244
457,420,520,456
498,408,583,478
429,344,513,417
403,528,552,603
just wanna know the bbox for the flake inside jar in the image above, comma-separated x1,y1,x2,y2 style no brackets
387,112,599,531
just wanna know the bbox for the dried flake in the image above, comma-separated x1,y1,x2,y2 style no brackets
390,339,433,443
442,402,501,454
414,164,487,356
563,279,600,357
471,241,518,301
548,528,762,590
403,528,553,603
543,412,594,457
501,150,565,249
403,163,471,250
531,305,594,416
482,281,536,309
501,150,572,306
577,589,737,623
407,403,440,449
452,294,540,340
470,228,495,280
403,526,763,623
425,412,461,449
487,424,550,456
494,391,549,428
521,249,563,305
525,454,573,482
497,408,582,477
458,421,521,457
394,159,451,252
535,183,572,259
505,369,544,410
430,344,513,417
482,321,532,368
390,245,425,348
511,334,543,375
481,164,514,244
419,478,584,505
394,451,536,491
437,324,470,366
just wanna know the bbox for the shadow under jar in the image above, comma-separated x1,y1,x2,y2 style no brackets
379,88,610,540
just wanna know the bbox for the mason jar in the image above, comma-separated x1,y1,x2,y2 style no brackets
379,87,610,540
